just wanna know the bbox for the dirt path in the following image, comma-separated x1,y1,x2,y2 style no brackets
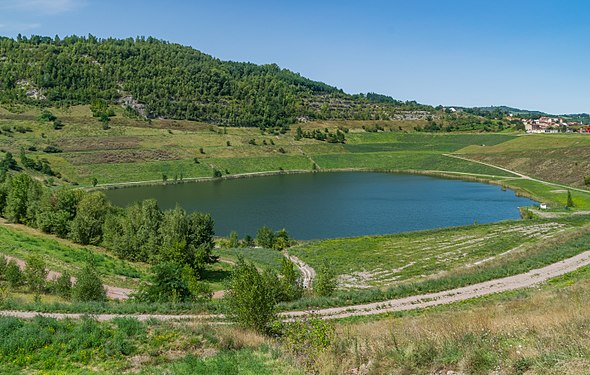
3,249,590,321
284,253,316,288
281,249,590,320
1,254,133,301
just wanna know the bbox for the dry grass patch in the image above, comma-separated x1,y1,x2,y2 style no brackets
56,136,141,152
319,273,590,374
66,149,181,165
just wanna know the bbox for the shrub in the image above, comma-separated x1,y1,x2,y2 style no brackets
273,228,291,250
24,256,48,295
228,231,239,248
225,257,277,333
282,312,335,372
135,262,191,303
313,261,337,297
5,260,23,288
0,256,7,279
53,271,72,300
256,226,275,248
72,264,106,302
278,257,303,302
53,119,64,130
43,145,62,153
38,110,56,122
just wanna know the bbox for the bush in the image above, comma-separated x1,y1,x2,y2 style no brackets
273,228,291,250
225,257,277,333
135,262,191,303
0,256,7,279
53,271,72,300
24,256,48,295
313,261,337,297
53,119,64,130
136,262,212,303
256,226,275,248
72,264,106,302
38,110,56,122
282,312,335,372
43,145,63,153
5,260,23,288
278,257,303,302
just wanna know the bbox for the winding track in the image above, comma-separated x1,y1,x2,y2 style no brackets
2,249,590,321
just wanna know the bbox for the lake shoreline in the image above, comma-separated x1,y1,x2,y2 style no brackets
92,167,539,209
104,171,536,240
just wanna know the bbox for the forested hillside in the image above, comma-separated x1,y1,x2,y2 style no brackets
0,35,432,128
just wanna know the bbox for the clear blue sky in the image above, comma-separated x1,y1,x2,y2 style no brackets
1,0,588,114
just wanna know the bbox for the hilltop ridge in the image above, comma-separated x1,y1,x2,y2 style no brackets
0,35,433,129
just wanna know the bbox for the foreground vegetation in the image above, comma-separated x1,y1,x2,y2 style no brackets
4,260,590,373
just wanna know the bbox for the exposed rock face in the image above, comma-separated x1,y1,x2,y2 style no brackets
17,79,46,100
25,88,46,100
118,95,147,117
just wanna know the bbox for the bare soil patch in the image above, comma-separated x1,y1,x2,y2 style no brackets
67,149,180,165
57,136,141,152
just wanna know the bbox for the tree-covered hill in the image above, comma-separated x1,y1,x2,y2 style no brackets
0,35,432,128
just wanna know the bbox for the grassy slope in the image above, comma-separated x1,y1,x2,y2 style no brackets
5,244,590,373
458,134,590,187
0,317,300,374
281,218,590,310
0,222,146,288
0,106,519,186
8,105,587,212
214,247,286,271
321,262,590,374
290,216,589,289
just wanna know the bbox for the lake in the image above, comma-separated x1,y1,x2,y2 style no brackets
105,172,536,240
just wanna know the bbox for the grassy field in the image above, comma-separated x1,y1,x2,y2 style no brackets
290,216,588,289
5,248,590,373
214,247,287,271
505,178,590,209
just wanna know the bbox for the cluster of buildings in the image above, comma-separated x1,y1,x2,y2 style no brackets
521,116,586,134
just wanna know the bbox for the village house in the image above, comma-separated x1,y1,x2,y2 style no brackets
521,116,572,133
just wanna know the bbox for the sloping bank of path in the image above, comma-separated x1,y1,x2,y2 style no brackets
2,249,590,322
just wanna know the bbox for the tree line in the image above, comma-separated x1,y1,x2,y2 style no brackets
0,173,215,282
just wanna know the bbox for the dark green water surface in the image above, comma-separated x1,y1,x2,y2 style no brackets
105,172,536,240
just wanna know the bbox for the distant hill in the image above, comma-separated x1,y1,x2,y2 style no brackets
457,106,547,118
0,35,433,128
